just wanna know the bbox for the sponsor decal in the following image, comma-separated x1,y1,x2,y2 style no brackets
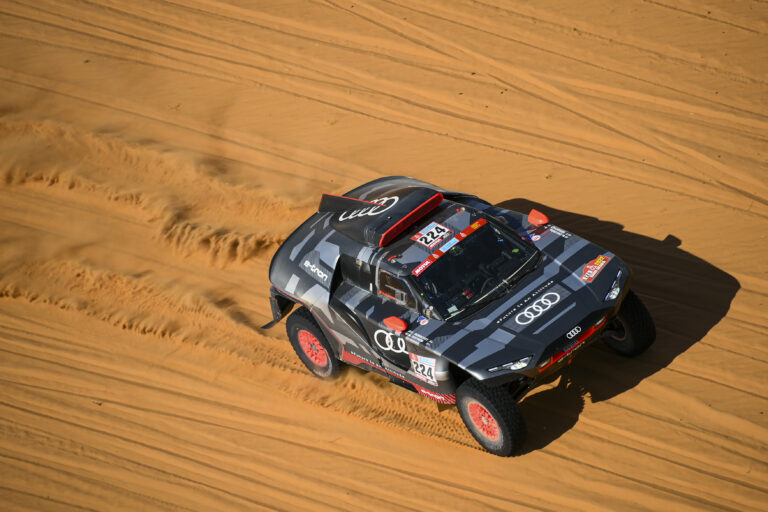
581,254,611,282
412,222,452,249
345,350,377,367
527,225,547,240
410,354,437,385
417,315,429,326
566,325,582,340
338,196,399,222
412,258,434,277
374,329,408,353
412,218,487,276
416,388,455,404
548,225,572,239
515,292,561,325
387,367,407,380
405,330,429,345
303,260,328,282
438,237,460,253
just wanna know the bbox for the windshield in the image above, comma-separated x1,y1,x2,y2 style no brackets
412,218,539,320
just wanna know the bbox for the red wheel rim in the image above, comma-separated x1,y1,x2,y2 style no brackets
468,401,500,441
298,330,328,367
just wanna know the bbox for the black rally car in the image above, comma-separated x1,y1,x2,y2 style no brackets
263,177,655,456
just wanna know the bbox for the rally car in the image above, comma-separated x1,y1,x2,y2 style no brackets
263,177,655,456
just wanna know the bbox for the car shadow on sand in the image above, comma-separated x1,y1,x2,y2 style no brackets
494,199,741,454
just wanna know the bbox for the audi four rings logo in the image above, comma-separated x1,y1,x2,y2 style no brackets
338,196,399,222
566,326,582,339
374,329,408,353
515,292,561,325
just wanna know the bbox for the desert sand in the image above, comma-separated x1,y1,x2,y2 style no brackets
1,0,767,510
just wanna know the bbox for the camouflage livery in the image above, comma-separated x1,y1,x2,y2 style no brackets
265,176,631,405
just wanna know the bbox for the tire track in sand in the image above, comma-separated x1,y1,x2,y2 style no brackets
322,0,768,211
4,1,766,216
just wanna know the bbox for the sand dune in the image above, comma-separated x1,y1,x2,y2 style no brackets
1,0,766,510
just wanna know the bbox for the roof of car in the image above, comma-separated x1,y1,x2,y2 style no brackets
317,184,487,278
377,203,484,278
319,186,444,248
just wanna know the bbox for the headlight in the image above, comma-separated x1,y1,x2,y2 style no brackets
488,355,532,373
604,270,622,301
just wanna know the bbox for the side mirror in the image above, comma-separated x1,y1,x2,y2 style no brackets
383,316,407,333
528,208,549,226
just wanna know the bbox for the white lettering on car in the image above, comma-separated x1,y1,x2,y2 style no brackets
303,260,328,282
338,196,399,222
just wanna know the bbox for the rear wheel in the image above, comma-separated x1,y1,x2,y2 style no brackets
456,379,526,456
604,290,656,357
286,307,340,379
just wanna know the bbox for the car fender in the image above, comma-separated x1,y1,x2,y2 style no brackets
261,286,296,329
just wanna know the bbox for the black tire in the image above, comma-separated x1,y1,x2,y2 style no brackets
286,307,340,379
456,379,526,456
604,290,656,357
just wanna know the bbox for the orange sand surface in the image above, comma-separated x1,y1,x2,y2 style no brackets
1,1,767,510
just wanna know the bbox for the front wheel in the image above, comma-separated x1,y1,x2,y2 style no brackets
286,307,340,379
604,290,656,357
456,379,526,456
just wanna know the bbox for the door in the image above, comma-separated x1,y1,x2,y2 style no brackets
358,270,420,371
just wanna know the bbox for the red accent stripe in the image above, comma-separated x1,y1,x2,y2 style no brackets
379,193,443,247
537,318,607,373
340,349,367,366
412,384,456,404
577,317,606,343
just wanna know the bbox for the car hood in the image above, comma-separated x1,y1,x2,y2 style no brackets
404,229,630,380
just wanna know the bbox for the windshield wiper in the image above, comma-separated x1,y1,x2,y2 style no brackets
501,251,541,290
445,293,502,321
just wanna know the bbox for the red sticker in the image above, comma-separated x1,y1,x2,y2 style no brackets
580,255,611,282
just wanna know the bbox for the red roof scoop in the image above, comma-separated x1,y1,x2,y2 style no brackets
379,192,443,246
